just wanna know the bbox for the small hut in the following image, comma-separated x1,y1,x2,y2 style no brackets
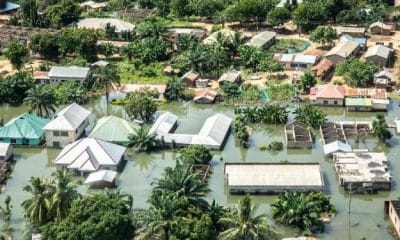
181,70,200,87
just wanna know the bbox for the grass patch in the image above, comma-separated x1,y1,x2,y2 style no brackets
270,39,307,54
117,60,171,84
165,19,193,28
267,84,295,101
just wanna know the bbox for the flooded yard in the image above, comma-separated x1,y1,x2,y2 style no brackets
0,97,399,239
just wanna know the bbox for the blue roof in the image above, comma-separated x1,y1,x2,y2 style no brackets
340,34,366,45
0,1,20,13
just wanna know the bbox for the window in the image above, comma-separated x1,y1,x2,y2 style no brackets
60,131,68,137
323,100,328,105
10,139,16,144
334,101,338,105
53,142,61,148
53,131,60,137
0,138,3,141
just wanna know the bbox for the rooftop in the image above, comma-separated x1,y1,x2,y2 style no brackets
326,41,359,58
43,103,91,131
345,88,387,99
0,113,49,140
245,31,276,48
0,143,11,157
365,45,392,59
369,21,393,30
48,66,90,80
275,54,317,64
323,140,352,156
84,170,117,184
311,85,346,99
118,84,166,94
148,112,178,135
0,1,19,13
193,88,217,102
311,59,335,76
218,70,241,83
77,18,135,33
224,163,324,193
334,26,365,34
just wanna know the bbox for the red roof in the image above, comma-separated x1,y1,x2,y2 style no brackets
315,85,345,99
312,59,335,76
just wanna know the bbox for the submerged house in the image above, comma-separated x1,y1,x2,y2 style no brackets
0,143,12,161
118,84,167,101
88,116,140,146
309,85,345,106
43,103,93,148
84,169,117,188
284,121,312,148
384,200,400,238
345,88,389,111
151,112,232,150
320,122,347,145
53,138,126,175
333,152,391,192
224,163,324,194
0,113,49,145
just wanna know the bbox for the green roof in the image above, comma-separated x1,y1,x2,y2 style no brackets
88,116,140,145
0,113,49,139
345,98,372,107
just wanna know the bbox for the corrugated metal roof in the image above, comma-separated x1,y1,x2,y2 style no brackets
84,170,117,184
77,18,135,32
365,45,392,59
54,138,126,172
0,113,49,139
323,140,352,155
326,41,359,58
149,112,178,135
218,70,241,83
278,54,317,64
0,1,19,13
48,66,90,79
88,116,139,144
245,31,276,48
43,103,91,131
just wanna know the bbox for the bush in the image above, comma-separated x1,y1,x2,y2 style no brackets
268,141,283,151
177,145,213,165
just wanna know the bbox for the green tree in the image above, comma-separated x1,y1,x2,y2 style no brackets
293,2,327,32
124,91,157,123
5,40,29,70
294,105,327,129
238,46,264,72
92,65,120,101
271,192,335,232
310,26,337,47
52,82,87,105
44,0,81,28
153,163,210,208
219,195,272,240
335,58,378,87
373,114,392,143
299,71,317,93
170,0,193,17
48,169,80,222
105,23,117,40
259,104,288,124
193,0,224,18
165,78,185,101
0,72,34,104
183,44,208,73
21,177,52,227
108,0,135,10
267,7,290,26
128,127,158,152
41,190,134,240
19,0,39,26
135,17,166,39
233,115,250,147
30,33,60,60
177,145,213,165
24,85,57,117
0,195,13,235
224,0,275,23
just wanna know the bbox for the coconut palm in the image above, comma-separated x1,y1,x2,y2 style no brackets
185,44,208,73
261,104,288,124
128,126,158,152
24,85,57,117
218,195,271,240
48,169,80,222
21,177,52,226
153,163,210,209
92,64,120,101
294,105,327,129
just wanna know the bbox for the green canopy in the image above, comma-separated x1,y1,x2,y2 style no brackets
88,116,140,145
0,113,49,139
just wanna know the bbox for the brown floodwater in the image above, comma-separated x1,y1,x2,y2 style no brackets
0,97,398,239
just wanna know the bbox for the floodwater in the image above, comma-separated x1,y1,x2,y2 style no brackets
0,97,399,240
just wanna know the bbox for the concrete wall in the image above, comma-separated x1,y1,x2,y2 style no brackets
346,106,372,112
366,55,388,67
48,77,87,84
389,202,400,238
46,118,89,147
311,98,344,106
370,26,391,35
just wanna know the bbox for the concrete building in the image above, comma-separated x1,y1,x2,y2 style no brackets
345,88,389,111
48,66,90,83
43,103,92,148
117,84,167,100
384,200,400,238
325,41,359,63
54,138,126,175
80,1,108,11
369,21,393,35
0,143,12,161
373,69,393,89
365,45,394,67
334,26,366,38
244,31,276,49
274,54,317,70
84,170,117,188
224,163,324,194
320,122,347,145
309,85,346,106
284,121,312,148
333,152,391,192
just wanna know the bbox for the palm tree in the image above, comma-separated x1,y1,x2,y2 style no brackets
128,127,158,152
92,65,120,101
153,163,210,209
261,104,288,124
185,44,208,73
218,195,271,240
137,192,183,240
48,169,80,222
24,85,57,117
21,177,51,226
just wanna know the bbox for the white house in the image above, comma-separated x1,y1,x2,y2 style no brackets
43,103,93,148
48,66,90,84
54,138,126,175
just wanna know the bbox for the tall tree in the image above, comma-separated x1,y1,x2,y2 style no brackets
267,7,290,26
128,127,158,152
177,145,213,165
21,177,52,227
124,90,157,123
92,65,120,101
5,40,29,70
19,0,39,26
48,169,80,222
30,33,60,60
24,85,57,117
218,195,272,240
373,114,392,143
44,0,81,28
292,2,327,32
299,71,317,93
294,105,327,129
165,78,185,101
